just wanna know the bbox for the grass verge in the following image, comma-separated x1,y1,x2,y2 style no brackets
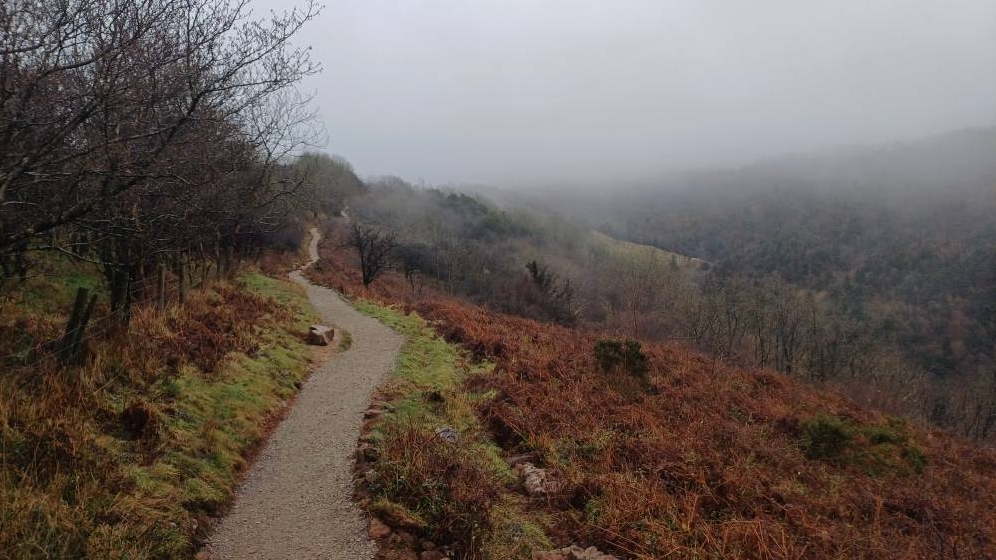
0,270,317,560
349,297,552,560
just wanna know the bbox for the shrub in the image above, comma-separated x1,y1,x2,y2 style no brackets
801,415,853,462
593,339,649,381
864,418,910,445
902,445,928,473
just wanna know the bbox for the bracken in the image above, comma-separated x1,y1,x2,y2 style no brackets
309,231,996,560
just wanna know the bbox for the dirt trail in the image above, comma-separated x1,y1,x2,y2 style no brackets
207,227,402,559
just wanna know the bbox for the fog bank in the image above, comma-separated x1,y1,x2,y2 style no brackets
254,0,996,187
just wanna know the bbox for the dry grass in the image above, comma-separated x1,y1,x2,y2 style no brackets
0,269,316,560
309,235,996,560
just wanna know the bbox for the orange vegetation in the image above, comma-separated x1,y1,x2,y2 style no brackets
308,236,995,560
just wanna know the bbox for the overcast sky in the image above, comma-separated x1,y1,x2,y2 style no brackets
254,0,996,187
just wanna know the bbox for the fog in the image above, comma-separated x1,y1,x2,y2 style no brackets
253,0,996,187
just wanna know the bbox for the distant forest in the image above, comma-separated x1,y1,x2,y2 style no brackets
330,128,995,442
552,128,996,440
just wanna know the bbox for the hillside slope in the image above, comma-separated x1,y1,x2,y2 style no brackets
520,129,996,442
307,233,996,560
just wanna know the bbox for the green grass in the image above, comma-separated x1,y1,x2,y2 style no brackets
146,271,318,512
14,252,104,312
348,297,551,559
587,230,698,268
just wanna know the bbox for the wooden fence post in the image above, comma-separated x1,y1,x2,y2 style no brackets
59,287,88,364
176,255,187,304
70,293,98,364
60,287,97,365
157,265,166,310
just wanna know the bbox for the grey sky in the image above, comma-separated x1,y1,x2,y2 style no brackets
255,0,996,187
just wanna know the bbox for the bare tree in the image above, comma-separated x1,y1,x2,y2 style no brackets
348,224,397,287
0,0,322,302
395,243,432,295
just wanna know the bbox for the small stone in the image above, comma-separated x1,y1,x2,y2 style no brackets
420,552,448,560
307,324,334,345
532,545,617,560
421,541,437,551
516,463,561,497
434,426,458,443
362,445,380,461
563,546,588,560
355,445,370,462
194,551,211,560
531,553,566,560
585,547,603,559
364,407,383,419
395,530,418,548
378,504,423,530
367,518,392,539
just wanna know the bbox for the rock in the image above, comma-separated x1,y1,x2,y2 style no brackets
364,407,383,419
515,462,561,497
356,444,375,462
378,504,423,530
532,545,619,560
361,444,380,462
194,551,211,560
420,552,448,560
307,324,334,345
562,546,587,560
368,518,392,539
531,553,567,560
434,426,459,444
421,541,437,551
395,530,418,548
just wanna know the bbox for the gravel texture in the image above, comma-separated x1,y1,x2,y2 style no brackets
206,228,402,559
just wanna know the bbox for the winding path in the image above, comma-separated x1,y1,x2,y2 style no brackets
207,228,403,560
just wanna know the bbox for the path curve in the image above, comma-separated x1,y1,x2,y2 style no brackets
207,227,402,559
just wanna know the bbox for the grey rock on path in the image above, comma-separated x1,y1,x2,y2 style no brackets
207,228,403,560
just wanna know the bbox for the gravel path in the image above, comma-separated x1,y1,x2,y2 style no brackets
206,228,402,560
